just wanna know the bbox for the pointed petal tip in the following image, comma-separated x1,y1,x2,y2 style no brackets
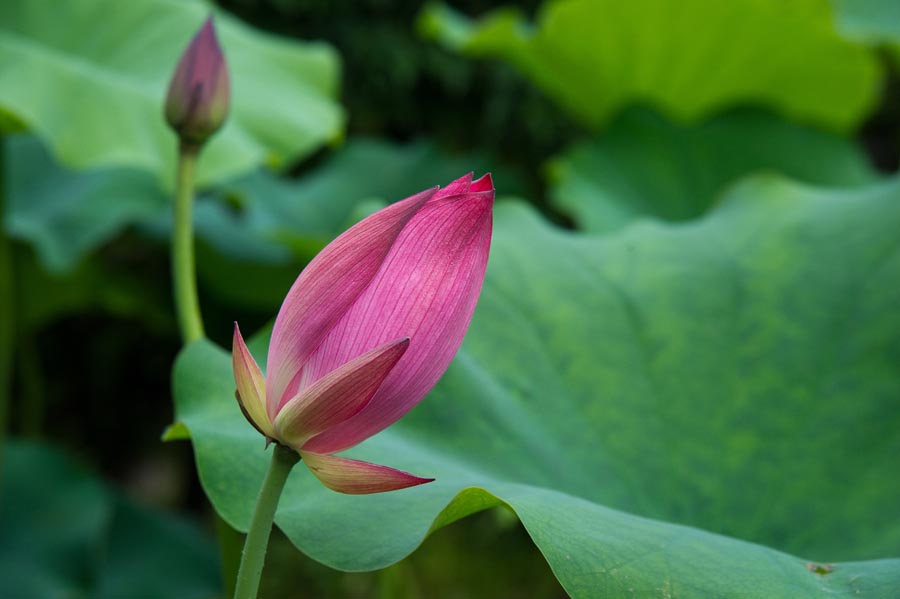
471,172,494,193
300,452,435,494
232,324,274,439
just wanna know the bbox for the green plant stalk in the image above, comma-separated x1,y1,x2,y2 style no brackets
0,138,11,466
234,445,299,599
172,145,204,343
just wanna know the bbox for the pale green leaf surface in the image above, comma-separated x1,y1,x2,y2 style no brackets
548,109,879,232
0,0,343,186
420,0,881,131
175,176,900,597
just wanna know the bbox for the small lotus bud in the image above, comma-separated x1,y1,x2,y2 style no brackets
165,17,230,149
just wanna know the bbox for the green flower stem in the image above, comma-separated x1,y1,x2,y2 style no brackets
172,145,204,343
0,139,11,465
234,445,300,599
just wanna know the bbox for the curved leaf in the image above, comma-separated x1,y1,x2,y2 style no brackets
420,0,881,131
0,0,343,185
174,177,900,597
547,108,879,232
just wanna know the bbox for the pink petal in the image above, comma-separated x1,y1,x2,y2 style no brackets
233,323,274,438
299,451,434,494
469,173,493,193
300,176,494,454
273,337,409,449
265,186,437,419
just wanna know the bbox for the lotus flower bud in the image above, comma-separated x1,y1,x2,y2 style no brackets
233,173,495,494
165,18,230,149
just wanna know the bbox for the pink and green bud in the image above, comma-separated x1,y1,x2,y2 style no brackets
233,173,494,494
165,18,230,149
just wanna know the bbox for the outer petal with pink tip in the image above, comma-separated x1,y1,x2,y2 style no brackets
233,323,274,439
265,187,437,417
298,452,434,495
273,337,410,450
301,173,494,454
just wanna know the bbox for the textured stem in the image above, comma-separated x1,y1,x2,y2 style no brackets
234,445,299,599
172,146,204,343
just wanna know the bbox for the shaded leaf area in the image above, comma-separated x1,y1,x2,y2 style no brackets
420,0,881,131
0,0,343,186
5,134,514,291
548,108,879,232
0,441,220,598
174,177,900,597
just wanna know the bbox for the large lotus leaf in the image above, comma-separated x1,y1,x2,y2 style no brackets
0,0,343,186
0,440,220,598
419,0,881,131
548,108,879,233
174,175,900,597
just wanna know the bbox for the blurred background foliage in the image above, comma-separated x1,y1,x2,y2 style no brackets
0,0,898,597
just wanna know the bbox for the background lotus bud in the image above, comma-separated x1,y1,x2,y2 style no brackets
165,17,230,149
233,173,494,494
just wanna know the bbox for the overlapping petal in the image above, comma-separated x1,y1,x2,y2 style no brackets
299,452,434,495
273,337,409,450
234,173,494,495
266,187,437,417
302,174,494,454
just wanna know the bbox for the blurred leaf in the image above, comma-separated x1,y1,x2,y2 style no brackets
174,176,900,597
420,0,881,131
0,440,220,598
0,0,343,186
831,0,900,43
5,135,168,273
200,138,524,261
192,138,522,310
548,108,880,232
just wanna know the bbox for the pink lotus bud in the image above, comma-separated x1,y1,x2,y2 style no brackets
233,173,494,494
165,18,230,148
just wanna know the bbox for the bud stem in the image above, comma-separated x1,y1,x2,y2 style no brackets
234,445,300,599
172,145,205,343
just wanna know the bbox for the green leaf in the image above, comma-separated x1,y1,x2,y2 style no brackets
174,176,900,596
0,440,221,598
548,108,880,232
420,0,881,131
0,0,343,186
